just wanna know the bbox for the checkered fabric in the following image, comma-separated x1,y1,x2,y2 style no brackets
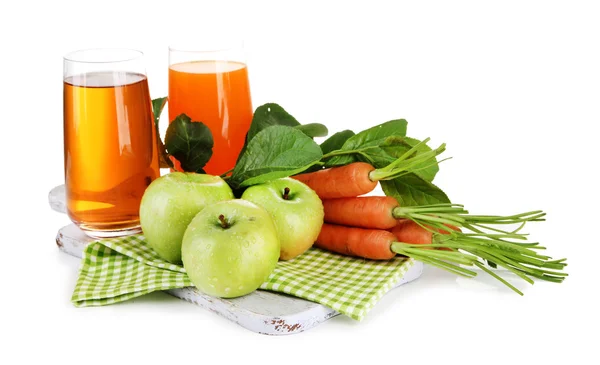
72,235,414,321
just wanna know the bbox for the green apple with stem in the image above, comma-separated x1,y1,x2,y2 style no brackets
181,199,280,298
241,177,324,260
139,172,234,264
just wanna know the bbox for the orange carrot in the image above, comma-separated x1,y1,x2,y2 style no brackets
315,223,474,265
322,196,471,234
315,223,396,260
391,219,436,245
294,142,446,199
390,219,458,251
314,222,566,295
294,162,377,199
323,196,400,229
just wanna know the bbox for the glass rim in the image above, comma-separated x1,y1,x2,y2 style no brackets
168,40,245,53
63,48,144,64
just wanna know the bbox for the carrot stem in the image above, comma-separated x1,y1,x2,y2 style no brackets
474,262,524,296
458,241,567,282
397,250,478,278
393,203,548,238
219,167,234,178
406,213,466,225
321,145,381,160
464,248,536,284
392,243,479,265
367,139,447,182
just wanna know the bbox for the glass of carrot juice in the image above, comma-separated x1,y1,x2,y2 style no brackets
168,42,253,175
63,49,160,238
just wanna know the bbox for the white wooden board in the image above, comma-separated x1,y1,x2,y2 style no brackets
50,185,423,335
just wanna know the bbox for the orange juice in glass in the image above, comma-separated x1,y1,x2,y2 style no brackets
168,43,253,175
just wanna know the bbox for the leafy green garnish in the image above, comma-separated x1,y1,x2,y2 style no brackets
320,130,355,154
151,97,174,169
380,173,450,206
237,103,323,164
164,114,213,174
151,99,447,207
295,123,329,138
230,125,323,189
381,136,439,182
325,119,408,167
247,103,301,141
152,97,168,128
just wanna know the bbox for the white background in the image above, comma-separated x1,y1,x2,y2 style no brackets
1,0,598,364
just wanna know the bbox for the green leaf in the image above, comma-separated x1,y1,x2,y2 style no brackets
236,103,302,164
320,130,355,154
295,123,329,138
152,97,168,128
247,103,301,141
381,173,451,206
340,119,407,150
151,97,173,169
230,125,323,189
164,114,213,173
381,136,439,182
325,119,408,167
296,129,355,174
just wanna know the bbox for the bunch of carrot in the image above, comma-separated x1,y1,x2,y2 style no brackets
293,161,567,295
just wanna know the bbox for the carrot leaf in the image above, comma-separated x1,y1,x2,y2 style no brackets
381,173,451,206
235,103,302,165
295,123,329,138
324,119,407,167
164,114,213,174
151,97,174,169
230,125,323,189
247,103,301,140
320,130,355,154
382,136,440,182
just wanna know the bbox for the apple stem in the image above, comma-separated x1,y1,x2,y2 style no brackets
218,214,229,229
283,187,291,200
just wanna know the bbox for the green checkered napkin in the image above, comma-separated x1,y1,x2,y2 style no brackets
72,235,414,320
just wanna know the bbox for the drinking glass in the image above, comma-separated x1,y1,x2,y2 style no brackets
168,41,253,175
63,49,160,238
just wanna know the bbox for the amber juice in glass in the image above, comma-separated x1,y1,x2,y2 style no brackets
168,43,253,175
63,49,159,238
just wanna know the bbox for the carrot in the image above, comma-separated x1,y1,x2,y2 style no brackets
390,219,459,251
316,223,478,269
391,219,436,246
323,196,404,229
294,140,446,199
321,196,547,242
315,223,396,260
314,223,568,295
294,162,377,200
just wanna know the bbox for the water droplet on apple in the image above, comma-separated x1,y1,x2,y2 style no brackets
224,287,231,294
237,285,244,290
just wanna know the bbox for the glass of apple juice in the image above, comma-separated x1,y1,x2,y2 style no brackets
63,49,160,238
168,41,253,176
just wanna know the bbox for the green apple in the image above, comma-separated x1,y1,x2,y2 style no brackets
139,172,234,264
181,199,280,298
241,177,324,260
